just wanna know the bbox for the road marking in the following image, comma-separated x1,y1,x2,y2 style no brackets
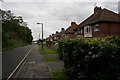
7,47,33,80
14,60,26,78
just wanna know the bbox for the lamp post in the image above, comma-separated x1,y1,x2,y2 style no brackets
37,23,43,50
39,33,40,40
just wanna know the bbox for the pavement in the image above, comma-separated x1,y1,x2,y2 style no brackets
47,62,64,72
42,54,64,72
14,44,52,78
42,54,59,58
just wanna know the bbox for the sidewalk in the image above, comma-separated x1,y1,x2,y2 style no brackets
15,44,52,78
42,54,64,72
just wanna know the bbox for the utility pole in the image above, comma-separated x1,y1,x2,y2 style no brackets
39,33,40,40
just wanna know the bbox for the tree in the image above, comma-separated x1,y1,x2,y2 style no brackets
2,9,33,51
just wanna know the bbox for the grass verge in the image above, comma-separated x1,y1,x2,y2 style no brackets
39,45,57,54
52,70,67,80
44,57,62,62
2,40,28,52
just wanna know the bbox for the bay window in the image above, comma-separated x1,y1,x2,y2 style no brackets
84,25,92,33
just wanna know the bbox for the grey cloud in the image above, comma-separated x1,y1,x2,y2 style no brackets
2,1,118,40
5,0,120,2
100,2,118,13
50,2,94,22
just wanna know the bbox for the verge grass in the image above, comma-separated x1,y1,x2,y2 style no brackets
44,57,62,62
39,45,57,54
52,70,67,80
2,40,28,52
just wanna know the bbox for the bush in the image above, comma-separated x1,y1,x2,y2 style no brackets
46,41,53,46
57,36,120,80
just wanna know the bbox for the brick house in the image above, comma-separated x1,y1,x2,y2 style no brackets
46,33,55,41
54,28,66,40
62,22,78,39
74,6,120,38
46,28,65,41
52,28,66,41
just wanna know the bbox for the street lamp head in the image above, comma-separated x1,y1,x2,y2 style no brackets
37,23,40,24
37,23,43,25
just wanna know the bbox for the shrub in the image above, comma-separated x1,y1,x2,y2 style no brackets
57,36,120,80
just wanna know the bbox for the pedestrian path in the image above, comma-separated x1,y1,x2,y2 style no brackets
16,44,52,78
42,54,64,72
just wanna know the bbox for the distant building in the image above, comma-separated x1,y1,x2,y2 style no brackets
46,33,55,41
46,28,65,41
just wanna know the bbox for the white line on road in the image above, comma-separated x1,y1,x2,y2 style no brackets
14,59,26,78
7,47,33,80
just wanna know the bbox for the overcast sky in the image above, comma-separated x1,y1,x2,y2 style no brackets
1,0,120,40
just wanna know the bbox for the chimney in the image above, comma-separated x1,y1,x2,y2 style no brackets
56,31,58,34
71,22,77,26
94,6,102,14
61,28,65,31
52,33,54,36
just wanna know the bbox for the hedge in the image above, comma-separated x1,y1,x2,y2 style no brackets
57,36,120,80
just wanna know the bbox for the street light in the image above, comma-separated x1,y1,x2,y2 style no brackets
37,23,43,50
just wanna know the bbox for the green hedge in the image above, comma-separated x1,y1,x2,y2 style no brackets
57,36,120,80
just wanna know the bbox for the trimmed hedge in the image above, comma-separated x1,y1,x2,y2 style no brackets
57,36,120,80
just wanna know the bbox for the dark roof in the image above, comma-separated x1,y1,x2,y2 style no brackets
78,7,119,28
56,30,66,36
47,29,66,39
48,33,59,39
65,22,78,34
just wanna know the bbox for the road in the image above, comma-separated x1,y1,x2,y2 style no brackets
2,44,52,79
2,44,33,79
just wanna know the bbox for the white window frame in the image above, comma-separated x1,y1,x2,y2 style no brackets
94,24,99,32
84,26,87,33
84,25,92,33
54,37,57,40
77,28,83,34
80,29,83,34
89,26,92,33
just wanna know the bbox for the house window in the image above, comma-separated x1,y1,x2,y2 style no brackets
80,29,83,34
77,28,83,34
94,24,99,31
88,26,92,32
84,25,92,33
84,26,87,33
54,37,57,40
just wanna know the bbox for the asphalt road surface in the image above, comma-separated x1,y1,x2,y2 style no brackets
2,44,33,79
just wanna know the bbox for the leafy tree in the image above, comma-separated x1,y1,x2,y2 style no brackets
1,9,33,51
